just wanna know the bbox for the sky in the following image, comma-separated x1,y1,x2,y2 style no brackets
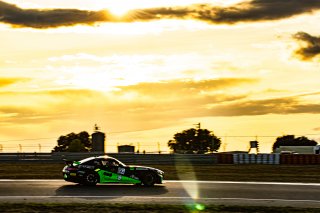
1,0,320,153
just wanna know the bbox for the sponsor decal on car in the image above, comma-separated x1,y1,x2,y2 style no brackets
79,165,95,169
130,175,139,180
117,167,125,175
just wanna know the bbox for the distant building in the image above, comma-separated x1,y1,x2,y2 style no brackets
91,124,105,153
275,146,318,154
118,145,135,153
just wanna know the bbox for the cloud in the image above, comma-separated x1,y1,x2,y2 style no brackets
114,80,320,119
293,31,320,61
0,0,115,28
1,0,320,28
0,89,107,125
115,78,258,97
0,81,249,129
1,85,320,133
0,77,28,87
208,97,320,116
0,106,54,124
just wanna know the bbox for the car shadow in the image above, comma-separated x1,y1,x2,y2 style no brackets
55,183,168,197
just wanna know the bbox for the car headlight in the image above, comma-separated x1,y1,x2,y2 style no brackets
156,170,164,175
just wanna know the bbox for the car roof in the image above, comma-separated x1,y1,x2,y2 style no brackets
96,155,115,160
78,155,126,166
78,156,112,163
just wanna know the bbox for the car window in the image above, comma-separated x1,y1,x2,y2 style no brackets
98,157,126,167
102,159,119,167
110,159,119,166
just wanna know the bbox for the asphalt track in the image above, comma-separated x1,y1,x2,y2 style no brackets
0,180,319,208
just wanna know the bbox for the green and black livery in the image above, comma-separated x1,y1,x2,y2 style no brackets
62,156,164,186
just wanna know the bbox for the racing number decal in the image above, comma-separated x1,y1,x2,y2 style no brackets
117,167,125,175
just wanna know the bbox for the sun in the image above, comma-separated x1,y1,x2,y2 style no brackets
108,5,132,17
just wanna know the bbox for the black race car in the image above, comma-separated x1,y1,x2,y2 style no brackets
62,155,164,186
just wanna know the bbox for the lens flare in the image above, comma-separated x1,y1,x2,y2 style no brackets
186,202,206,212
175,155,199,200
195,203,206,211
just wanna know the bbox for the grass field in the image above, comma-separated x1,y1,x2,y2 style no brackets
0,162,319,182
0,203,319,213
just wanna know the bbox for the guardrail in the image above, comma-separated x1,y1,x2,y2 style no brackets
0,153,319,165
0,152,217,165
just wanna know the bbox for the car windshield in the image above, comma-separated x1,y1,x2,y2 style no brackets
78,157,96,164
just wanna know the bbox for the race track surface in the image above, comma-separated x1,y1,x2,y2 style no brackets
0,180,319,207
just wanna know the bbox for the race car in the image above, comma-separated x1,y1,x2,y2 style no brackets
62,155,164,186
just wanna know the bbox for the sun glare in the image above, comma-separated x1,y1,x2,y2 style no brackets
108,5,131,17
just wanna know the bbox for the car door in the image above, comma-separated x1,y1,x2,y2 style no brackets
99,159,140,184
97,159,123,183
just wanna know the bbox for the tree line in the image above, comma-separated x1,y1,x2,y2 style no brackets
52,128,318,153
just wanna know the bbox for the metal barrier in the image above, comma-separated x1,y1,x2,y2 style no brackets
280,154,320,165
216,154,233,164
233,154,280,164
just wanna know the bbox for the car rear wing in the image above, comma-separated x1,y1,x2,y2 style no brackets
64,160,73,166
64,159,81,166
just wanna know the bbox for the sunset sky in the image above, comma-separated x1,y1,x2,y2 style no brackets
1,0,320,153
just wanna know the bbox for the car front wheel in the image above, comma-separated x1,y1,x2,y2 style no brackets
142,172,155,187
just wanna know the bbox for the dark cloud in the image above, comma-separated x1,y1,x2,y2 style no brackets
293,32,320,61
1,0,320,28
0,1,115,28
129,0,320,24
121,0,320,24
191,0,320,24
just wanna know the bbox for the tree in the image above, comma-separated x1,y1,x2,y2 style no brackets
67,139,86,152
272,135,317,152
52,131,92,152
168,128,221,154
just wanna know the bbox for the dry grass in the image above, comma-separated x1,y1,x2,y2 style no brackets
0,203,319,213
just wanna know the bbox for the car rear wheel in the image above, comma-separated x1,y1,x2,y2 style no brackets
83,172,98,186
142,172,155,187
